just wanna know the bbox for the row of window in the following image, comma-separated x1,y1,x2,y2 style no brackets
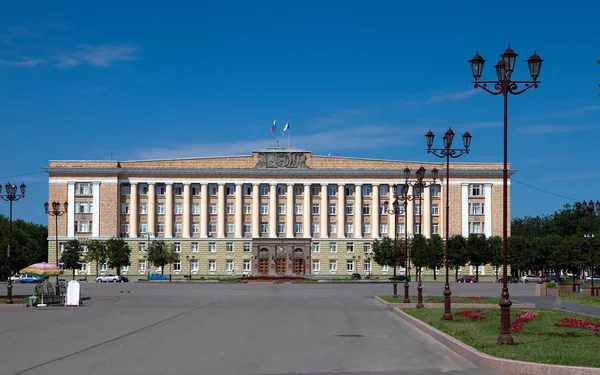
312,259,372,273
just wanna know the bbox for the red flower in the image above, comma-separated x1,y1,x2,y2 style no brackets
456,309,487,321
555,318,600,332
510,311,538,333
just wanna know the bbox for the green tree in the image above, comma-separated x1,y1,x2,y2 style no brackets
466,234,490,281
148,241,178,274
106,237,131,276
61,239,83,279
410,234,443,281
0,215,48,279
447,234,468,281
488,236,503,281
372,236,405,272
85,239,107,278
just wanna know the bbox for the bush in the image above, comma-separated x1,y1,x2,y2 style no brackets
546,281,556,288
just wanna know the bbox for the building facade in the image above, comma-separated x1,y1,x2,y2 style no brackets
45,149,510,278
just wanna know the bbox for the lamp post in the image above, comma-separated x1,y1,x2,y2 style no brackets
426,128,472,320
384,197,403,299
415,166,439,308
469,46,542,344
187,254,195,279
583,200,599,296
0,182,26,304
146,233,153,279
44,200,68,297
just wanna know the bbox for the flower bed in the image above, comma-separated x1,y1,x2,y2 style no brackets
510,311,539,333
455,309,487,321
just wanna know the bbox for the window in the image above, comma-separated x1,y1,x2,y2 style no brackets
277,184,286,196
226,222,234,233
175,222,182,233
362,222,370,234
277,204,285,215
470,184,483,196
364,260,371,272
208,260,216,272
80,221,91,233
209,222,216,233
156,185,165,196
295,204,303,215
100,262,107,272
243,243,250,252
414,223,421,234
226,184,234,196
191,242,198,252
328,185,337,196
191,260,199,272
260,203,268,215
380,185,389,196
379,204,387,215
226,260,234,272
208,243,216,252
362,185,371,197
138,260,146,272
192,222,200,233
328,204,336,215
470,222,483,234
329,223,337,234
260,222,268,234
139,184,148,195
295,186,303,196
121,185,130,196
345,204,354,215
243,203,251,214
414,204,421,215
243,184,252,196
382,264,389,272
138,242,146,252
362,204,370,215
432,204,439,216
173,261,181,272
174,184,183,196
209,204,217,215
431,185,440,198
329,260,337,272
311,186,320,196
469,203,484,215
414,186,421,198
157,222,165,233
346,260,354,272
243,222,251,233
226,242,233,252
397,222,405,234
278,222,285,233
432,223,439,234
312,204,320,215
260,184,268,196
312,243,320,253
121,203,130,214
209,184,217,196
380,222,388,234
313,260,320,272
192,203,200,215
172,243,180,253
311,222,320,234
174,203,183,215
346,242,354,253
139,222,147,233
295,222,302,233
140,203,147,215
191,184,200,196
329,243,337,253
345,223,353,234
157,203,165,215
364,243,371,253
345,185,354,196
76,202,92,213
243,260,251,272
59,243,65,253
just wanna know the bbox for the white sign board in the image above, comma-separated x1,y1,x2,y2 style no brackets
65,280,80,307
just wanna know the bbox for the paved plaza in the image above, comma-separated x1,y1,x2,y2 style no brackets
1,282,537,375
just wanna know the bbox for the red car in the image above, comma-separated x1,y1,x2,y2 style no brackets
457,275,478,283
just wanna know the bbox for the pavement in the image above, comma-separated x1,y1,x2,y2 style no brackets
0,282,526,375
512,295,600,317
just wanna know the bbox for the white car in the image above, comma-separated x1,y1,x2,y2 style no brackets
96,274,122,283
520,274,539,283
8,275,20,282
585,276,600,282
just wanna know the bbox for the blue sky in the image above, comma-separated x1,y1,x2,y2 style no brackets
0,1,598,225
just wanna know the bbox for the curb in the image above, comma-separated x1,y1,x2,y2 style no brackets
375,297,600,375
0,303,27,309
374,297,535,309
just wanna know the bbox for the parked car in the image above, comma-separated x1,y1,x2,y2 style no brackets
148,273,169,281
119,276,129,283
388,275,407,281
18,274,42,283
8,274,20,282
544,275,566,282
584,276,600,283
351,273,361,280
457,275,477,283
520,274,539,283
96,274,122,283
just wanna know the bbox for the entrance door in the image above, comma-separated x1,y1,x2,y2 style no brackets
259,259,268,274
276,259,286,274
293,259,304,274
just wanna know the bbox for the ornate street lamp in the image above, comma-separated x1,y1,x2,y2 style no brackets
384,198,403,299
582,200,600,296
0,183,26,304
415,166,438,308
425,128,472,320
44,200,69,297
469,45,542,344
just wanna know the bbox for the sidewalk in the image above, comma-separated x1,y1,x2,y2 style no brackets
514,296,600,318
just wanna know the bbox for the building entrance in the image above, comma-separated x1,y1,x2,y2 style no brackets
293,259,304,274
259,259,269,275
276,259,286,274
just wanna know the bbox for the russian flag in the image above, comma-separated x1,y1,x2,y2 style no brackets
282,120,289,136
270,119,276,133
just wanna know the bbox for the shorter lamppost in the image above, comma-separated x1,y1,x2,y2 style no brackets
44,200,68,296
415,166,439,308
583,200,599,296
146,233,153,279
426,128,472,320
0,182,26,304
186,254,195,279
384,191,405,299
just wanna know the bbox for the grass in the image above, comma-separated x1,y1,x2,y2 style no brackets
558,291,600,307
405,308,600,368
0,295,30,304
380,295,499,304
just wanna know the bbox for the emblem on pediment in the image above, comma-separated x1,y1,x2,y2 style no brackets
255,152,308,169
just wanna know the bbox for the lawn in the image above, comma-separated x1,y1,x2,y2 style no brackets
558,291,600,307
405,308,600,368
380,295,499,304
0,295,30,304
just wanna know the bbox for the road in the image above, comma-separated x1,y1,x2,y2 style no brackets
1,282,535,375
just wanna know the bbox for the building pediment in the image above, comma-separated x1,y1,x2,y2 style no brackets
254,151,309,169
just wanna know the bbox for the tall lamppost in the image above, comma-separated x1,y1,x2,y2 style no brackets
44,201,68,296
0,182,26,304
583,200,599,296
414,166,438,308
384,197,402,299
146,233,153,279
469,46,542,344
186,254,196,279
426,128,472,320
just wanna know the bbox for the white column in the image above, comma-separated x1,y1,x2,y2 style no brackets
200,183,208,238
462,183,469,237
286,184,294,237
129,183,138,238
354,184,362,238
183,183,191,238
406,185,414,236
389,186,396,240
147,183,156,236
303,184,311,238
337,184,345,238
423,186,431,238
217,183,225,238
269,183,277,238
235,183,243,238
372,184,379,238
252,184,260,238
320,184,328,238
92,182,100,237
67,182,75,237
484,183,492,237
165,183,173,238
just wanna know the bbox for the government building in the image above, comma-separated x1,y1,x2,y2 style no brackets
45,148,509,278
